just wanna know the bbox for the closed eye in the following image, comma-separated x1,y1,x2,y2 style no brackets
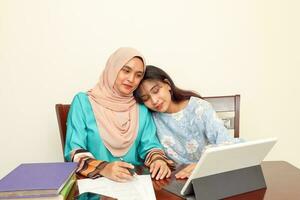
151,85,161,94
141,95,150,102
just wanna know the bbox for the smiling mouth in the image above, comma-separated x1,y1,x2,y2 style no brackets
155,103,163,110
123,84,133,90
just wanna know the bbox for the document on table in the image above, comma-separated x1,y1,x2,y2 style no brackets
77,174,156,200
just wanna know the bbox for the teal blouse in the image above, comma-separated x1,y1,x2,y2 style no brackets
64,92,163,166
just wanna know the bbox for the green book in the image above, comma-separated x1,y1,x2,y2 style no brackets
59,174,76,200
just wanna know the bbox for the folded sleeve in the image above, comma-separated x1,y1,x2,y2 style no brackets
72,149,108,178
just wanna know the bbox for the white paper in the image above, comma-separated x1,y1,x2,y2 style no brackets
77,175,156,200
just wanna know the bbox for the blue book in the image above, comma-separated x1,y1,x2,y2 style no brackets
0,162,77,199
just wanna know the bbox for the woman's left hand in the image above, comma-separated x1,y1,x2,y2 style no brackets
150,159,171,180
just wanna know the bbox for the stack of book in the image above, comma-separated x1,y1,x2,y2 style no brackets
0,162,78,200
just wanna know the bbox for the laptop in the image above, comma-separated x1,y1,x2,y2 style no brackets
163,138,277,197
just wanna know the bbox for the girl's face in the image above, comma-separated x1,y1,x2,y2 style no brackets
114,57,144,96
138,79,172,113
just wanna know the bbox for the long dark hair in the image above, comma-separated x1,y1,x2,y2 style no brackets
134,65,202,104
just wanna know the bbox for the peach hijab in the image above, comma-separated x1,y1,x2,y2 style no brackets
87,47,146,157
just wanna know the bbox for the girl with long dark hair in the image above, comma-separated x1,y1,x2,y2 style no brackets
134,65,240,179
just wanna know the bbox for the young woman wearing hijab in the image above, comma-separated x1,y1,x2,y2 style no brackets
64,48,174,182
134,65,241,179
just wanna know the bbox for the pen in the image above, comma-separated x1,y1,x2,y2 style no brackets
128,167,136,176
120,158,137,177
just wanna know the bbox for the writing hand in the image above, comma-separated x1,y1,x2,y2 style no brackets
175,163,196,179
100,161,135,182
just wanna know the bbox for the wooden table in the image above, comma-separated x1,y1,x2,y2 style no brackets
69,161,300,200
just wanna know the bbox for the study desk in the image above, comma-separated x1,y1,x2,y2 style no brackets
70,161,300,200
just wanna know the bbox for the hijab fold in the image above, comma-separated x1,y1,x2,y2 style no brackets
87,47,146,156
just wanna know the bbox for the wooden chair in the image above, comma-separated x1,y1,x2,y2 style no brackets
55,94,240,161
202,95,240,138
55,104,70,161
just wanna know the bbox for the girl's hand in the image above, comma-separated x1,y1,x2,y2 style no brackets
150,160,171,180
100,161,134,182
175,163,196,179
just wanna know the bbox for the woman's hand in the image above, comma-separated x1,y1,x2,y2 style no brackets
150,159,171,180
175,163,196,179
100,161,134,182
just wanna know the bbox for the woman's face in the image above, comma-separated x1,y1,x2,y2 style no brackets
114,57,144,96
138,79,172,112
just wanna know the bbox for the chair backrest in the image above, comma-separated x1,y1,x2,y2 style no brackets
55,104,70,161
202,95,240,138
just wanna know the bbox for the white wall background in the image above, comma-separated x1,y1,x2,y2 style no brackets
1,0,299,178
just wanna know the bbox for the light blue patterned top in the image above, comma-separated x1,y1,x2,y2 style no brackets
152,97,240,164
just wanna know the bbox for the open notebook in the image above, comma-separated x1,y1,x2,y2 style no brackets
77,174,156,200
